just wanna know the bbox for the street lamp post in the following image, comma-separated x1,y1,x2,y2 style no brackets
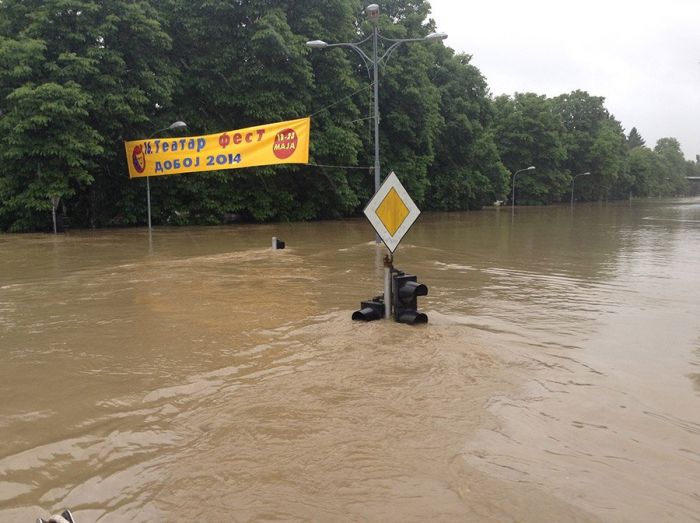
511,166,535,216
146,121,187,232
570,171,591,206
307,4,447,242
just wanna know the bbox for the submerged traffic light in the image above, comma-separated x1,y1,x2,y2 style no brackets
393,274,428,324
352,296,385,321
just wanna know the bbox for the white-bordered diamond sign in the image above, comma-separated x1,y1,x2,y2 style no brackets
364,171,421,252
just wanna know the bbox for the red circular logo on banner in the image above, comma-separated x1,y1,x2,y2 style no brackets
132,145,146,174
273,128,298,159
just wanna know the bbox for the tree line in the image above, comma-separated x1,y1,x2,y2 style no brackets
0,0,697,232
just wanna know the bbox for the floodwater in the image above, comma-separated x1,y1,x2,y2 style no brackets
1,198,699,522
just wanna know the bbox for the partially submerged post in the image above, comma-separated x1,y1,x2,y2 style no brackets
50,195,60,234
383,253,393,319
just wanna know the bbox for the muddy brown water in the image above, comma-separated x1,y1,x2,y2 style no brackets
1,199,699,522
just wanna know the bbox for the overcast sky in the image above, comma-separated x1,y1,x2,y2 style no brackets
427,0,700,159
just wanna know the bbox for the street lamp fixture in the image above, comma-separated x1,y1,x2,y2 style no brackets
167,121,187,132
365,3,380,22
307,35,447,50
306,40,328,49
307,5,447,242
146,120,188,233
570,171,591,206
511,166,535,215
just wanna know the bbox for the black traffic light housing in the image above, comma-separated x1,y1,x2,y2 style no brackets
351,265,428,325
393,274,428,324
352,296,385,321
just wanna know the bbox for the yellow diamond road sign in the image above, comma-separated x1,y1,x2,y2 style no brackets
364,171,421,252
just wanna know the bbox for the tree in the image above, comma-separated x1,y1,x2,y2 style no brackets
0,1,103,231
551,90,627,201
491,92,568,204
0,0,177,230
0,80,101,231
588,118,627,200
654,138,690,196
553,90,608,173
426,50,507,209
627,127,646,149
626,146,659,197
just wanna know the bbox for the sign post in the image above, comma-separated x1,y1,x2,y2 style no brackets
362,171,422,319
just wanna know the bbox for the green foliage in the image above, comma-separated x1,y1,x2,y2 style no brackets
0,43,103,229
0,0,176,230
616,137,694,198
627,127,645,149
654,138,691,196
492,92,569,204
0,0,694,231
551,90,628,201
587,118,627,199
625,146,661,197
426,50,506,209
380,43,442,204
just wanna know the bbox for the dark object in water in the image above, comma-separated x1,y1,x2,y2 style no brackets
37,509,75,523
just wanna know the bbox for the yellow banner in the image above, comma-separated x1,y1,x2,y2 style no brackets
125,117,310,178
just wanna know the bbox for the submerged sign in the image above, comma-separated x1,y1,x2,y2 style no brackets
124,117,310,178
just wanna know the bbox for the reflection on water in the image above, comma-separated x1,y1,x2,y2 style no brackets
1,199,699,522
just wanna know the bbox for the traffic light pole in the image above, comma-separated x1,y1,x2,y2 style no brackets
383,253,393,319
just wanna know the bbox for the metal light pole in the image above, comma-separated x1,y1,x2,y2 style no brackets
511,166,535,216
146,121,187,232
307,5,447,242
570,171,591,206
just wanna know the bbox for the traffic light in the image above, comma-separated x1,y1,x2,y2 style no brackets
352,296,385,321
393,274,428,324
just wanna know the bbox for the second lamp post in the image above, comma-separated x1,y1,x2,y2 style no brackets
146,120,187,233
571,171,591,206
511,166,536,216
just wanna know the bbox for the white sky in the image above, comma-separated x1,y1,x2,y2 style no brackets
428,0,700,159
